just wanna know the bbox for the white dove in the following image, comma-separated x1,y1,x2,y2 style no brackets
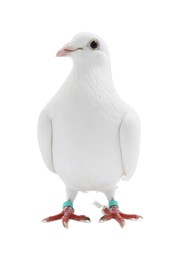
38,32,141,228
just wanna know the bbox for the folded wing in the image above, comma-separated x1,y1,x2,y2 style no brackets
37,109,56,173
120,112,140,180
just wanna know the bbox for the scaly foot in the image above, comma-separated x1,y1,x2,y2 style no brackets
99,200,142,227
42,201,90,228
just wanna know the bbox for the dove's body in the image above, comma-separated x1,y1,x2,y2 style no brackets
38,33,141,227
39,62,140,193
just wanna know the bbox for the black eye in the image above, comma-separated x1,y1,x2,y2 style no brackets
90,40,99,50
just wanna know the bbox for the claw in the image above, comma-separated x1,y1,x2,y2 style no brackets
42,218,48,223
62,221,68,229
120,220,126,228
99,216,106,223
99,216,105,223
115,214,126,227
99,214,112,222
82,217,91,222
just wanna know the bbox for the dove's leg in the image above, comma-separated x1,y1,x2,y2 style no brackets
42,188,90,228
99,189,142,227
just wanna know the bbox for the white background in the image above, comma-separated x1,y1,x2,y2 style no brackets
0,0,180,259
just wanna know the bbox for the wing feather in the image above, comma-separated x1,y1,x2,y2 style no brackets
120,112,140,180
37,109,56,173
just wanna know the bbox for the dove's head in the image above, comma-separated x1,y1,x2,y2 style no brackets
56,32,110,67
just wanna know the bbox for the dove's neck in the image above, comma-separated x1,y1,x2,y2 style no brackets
69,60,114,91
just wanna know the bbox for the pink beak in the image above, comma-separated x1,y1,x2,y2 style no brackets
56,48,73,57
56,44,83,57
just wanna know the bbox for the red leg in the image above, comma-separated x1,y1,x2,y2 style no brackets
42,206,90,228
100,205,142,227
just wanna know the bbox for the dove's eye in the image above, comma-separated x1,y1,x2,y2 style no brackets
89,40,99,50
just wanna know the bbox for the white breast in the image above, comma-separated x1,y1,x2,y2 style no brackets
50,77,130,192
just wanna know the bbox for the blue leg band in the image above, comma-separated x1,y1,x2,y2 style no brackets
109,199,119,208
63,200,73,209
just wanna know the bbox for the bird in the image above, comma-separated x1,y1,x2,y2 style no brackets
38,32,142,228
